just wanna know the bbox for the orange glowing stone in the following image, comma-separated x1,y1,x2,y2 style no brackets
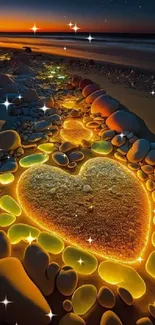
60,119,93,145
17,157,151,264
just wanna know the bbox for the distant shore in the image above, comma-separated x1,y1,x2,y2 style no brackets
0,46,155,138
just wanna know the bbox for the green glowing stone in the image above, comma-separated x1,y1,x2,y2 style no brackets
0,172,15,185
0,213,16,227
19,153,49,168
145,251,155,278
38,143,54,154
7,223,40,244
91,140,113,155
37,231,64,254
72,285,97,315
62,246,98,275
0,195,22,216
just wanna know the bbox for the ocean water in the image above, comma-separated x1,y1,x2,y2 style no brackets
0,33,155,69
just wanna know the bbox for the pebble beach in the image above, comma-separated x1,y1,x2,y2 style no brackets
0,47,155,325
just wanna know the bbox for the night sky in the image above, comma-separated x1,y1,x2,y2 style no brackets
0,0,155,33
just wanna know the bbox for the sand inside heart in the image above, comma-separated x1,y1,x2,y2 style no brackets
17,157,151,263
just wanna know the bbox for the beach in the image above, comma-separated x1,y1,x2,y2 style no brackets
0,44,155,325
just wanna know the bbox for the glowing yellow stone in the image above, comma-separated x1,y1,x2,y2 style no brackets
62,246,98,275
7,223,40,244
37,231,64,255
72,285,97,315
98,261,146,299
145,251,155,278
0,173,14,185
38,143,54,154
0,195,22,216
19,153,49,168
60,119,93,145
62,99,76,109
0,213,16,227
151,232,155,247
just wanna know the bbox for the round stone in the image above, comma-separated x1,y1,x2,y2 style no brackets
127,139,150,163
148,304,155,318
82,84,100,98
79,79,93,90
0,130,21,151
0,195,21,216
117,287,133,306
106,110,140,134
0,231,11,258
141,165,154,174
0,213,16,227
91,95,119,117
56,266,78,296
101,130,115,140
59,313,85,325
59,142,78,153
128,162,140,171
37,231,64,255
100,311,123,325
8,223,40,244
97,286,116,308
0,172,14,184
68,151,84,162
146,251,155,278
137,170,148,181
91,140,113,155
111,135,126,147
52,151,69,166
98,261,146,299
63,300,73,312
145,150,155,166
136,318,153,325
86,90,106,104
62,246,98,275
19,153,49,168
38,143,54,154
146,180,155,191
72,285,97,315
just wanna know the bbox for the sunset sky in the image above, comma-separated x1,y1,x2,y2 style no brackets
0,0,155,33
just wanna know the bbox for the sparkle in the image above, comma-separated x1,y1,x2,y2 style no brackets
46,310,57,321
26,233,36,244
17,94,22,100
2,97,12,111
0,296,13,310
68,22,73,28
151,90,155,96
30,23,40,34
119,132,125,139
137,257,144,263
87,34,94,43
72,24,80,33
64,47,67,51
77,258,84,265
87,237,93,244
39,103,50,113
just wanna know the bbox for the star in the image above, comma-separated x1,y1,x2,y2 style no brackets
68,22,73,28
0,296,13,310
72,24,80,33
2,97,12,111
46,310,57,321
26,233,36,245
77,258,84,265
137,257,144,263
87,237,93,244
30,23,40,34
151,90,155,95
39,103,49,113
119,133,125,139
17,94,22,100
87,34,94,43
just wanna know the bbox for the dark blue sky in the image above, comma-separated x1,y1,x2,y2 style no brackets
0,0,155,32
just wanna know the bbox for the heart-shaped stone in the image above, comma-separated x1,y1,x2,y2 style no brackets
17,157,150,263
